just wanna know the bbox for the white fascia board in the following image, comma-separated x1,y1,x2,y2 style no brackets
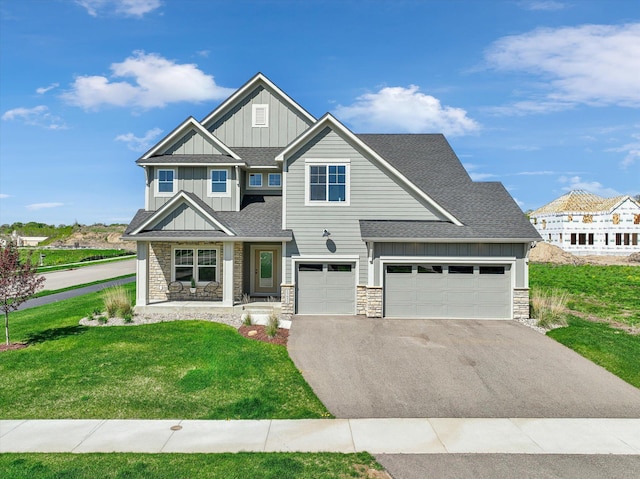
130,191,235,236
139,162,246,167
140,117,239,160
363,237,539,243
276,114,463,226
125,236,292,242
200,73,316,127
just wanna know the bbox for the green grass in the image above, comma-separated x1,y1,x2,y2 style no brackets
0,283,329,419
34,274,135,298
530,263,640,325
36,254,135,273
548,316,640,388
20,248,135,270
0,453,382,479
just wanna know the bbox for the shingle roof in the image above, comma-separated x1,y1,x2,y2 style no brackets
531,190,632,215
230,147,284,167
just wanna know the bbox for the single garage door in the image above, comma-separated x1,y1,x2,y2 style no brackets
384,264,511,319
296,263,356,314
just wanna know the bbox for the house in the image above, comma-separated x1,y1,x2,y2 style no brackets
123,73,540,320
17,236,48,247
530,190,640,256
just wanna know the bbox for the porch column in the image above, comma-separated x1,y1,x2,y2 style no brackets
222,241,234,307
136,241,149,306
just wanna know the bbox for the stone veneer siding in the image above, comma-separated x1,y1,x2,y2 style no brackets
280,284,295,319
148,241,242,302
365,286,383,318
513,288,530,319
356,285,367,315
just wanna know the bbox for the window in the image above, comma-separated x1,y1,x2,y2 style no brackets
570,233,577,245
249,173,262,188
480,266,505,275
268,173,281,187
306,162,349,204
210,169,227,194
418,265,442,274
588,233,594,245
174,248,217,283
157,169,175,195
605,233,609,245
578,233,586,245
387,265,412,273
616,233,622,245
449,265,474,274
633,233,638,246
252,104,268,127
299,263,323,272
328,264,352,272
624,233,630,245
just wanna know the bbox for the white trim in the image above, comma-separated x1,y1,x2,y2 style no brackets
201,73,316,127
247,172,263,189
234,166,241,212
267,172,282,188
304,159,351,206
171,246,219,286
276,114,462,225
144,167,150,210
252,104,269,127
131,191,235,236
367,242,375,286
207,167,232,198
139,162,245,167
136,242,149,306
249,244,282,296
155,168,176,197
222,242,234,306
281,164,288,229
281,241,288,284
141,116,239,160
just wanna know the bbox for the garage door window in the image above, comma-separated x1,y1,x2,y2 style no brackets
479,266,505,275
328,264,352,272
299,263,323,272
418,265,443,274
449,265,473,274
387,265,412,273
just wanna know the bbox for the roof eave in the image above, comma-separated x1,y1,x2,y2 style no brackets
122,235,293,242
362,237,542,243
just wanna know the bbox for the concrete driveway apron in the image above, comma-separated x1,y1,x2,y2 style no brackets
287,316,640,418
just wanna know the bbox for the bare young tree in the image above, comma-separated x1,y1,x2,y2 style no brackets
0,243,45,345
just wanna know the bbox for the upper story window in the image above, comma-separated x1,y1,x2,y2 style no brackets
248,173,263,188
305,160,350,206
209,168,230,197
252,104,269,127
268,173,281,188
156,169,175,196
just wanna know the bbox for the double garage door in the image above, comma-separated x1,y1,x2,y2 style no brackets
296,263,356,314
385,264,512,319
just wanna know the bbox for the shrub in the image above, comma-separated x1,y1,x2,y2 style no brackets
242,312,253,326
531,289,569,328
122,312,133,323
102,285,133,319
265,313,279,338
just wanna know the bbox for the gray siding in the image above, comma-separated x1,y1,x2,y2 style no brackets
164,130,228,155
148,166,238,212
152,202,221,231
374,242,528,288
284,128,447,284
243,169,283,197
209,86,312,147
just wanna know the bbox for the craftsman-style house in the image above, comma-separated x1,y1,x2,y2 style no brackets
123,73,540,319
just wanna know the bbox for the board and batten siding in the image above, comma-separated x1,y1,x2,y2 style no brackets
374,242,528,288
164,129,229,156
148,166,237,212
284,128,446,284
152,201,221,231
208,86,313,147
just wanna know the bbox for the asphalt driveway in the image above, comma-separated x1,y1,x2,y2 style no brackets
288,317,640,418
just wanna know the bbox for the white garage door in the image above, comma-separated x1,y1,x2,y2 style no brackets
296,263,356,314
384,264,511,319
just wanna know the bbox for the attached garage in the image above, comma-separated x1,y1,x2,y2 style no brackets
296,262,356,314
384,263,512,319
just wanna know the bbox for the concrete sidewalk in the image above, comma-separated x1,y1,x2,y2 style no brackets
2,418,639,454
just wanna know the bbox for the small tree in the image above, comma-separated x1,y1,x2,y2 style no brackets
0,243,45,345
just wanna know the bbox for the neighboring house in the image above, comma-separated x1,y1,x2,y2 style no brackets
123,73,540,320
17,236,48,247
530,190,640,256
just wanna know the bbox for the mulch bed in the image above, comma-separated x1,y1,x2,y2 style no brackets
0,343,28,352
238,325,289,346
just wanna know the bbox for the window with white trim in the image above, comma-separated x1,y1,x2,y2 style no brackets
156,169,175,195
252,104,269,127
248,173,262,188
268,173,281,187
174,248,217,283
306,162,349,205
209,168,228,196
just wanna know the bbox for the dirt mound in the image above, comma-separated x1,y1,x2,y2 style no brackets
50,225,129,250
629,252,640,263
530,242,584,265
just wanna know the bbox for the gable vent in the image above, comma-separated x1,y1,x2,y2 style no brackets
252,104,269,127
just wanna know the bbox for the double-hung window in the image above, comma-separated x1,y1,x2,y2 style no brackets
157,169,175,195
174,248,217,284
209,168,228,196
248,173,262,188
306,161,349,205
268,173,281,187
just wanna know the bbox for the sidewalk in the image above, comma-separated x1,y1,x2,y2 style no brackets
2,418,639,454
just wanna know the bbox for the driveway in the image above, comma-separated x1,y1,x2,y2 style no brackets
288,316,640,418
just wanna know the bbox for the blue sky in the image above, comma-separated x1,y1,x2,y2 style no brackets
1,0,638,226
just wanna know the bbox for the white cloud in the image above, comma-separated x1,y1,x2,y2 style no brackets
606,132,640,168
196,50,210,58
463,163,497,181
0,194,10,199
334,85,480,136
519,1,567,11
61,51,233,110
558,175,621,197
516,170,555,176
25,202,64,211
115,127,163,151
508,145,541,151
486,23,640,111
1,105,67,130
36,83,59,94
76,0,161,17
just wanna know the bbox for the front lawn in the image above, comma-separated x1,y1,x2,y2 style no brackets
0,452,383,479
0,284,329,419
21,248,135,270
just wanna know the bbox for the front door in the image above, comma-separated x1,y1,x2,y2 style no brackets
253,248,279,295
